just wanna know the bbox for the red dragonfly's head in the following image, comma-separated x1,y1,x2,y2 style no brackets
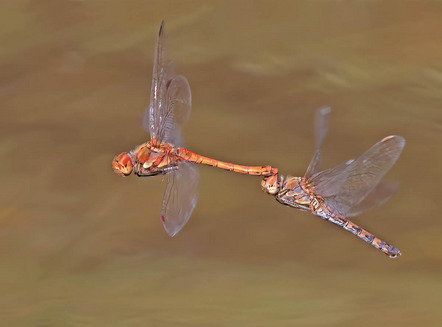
261,174,281,195
112,152,134,176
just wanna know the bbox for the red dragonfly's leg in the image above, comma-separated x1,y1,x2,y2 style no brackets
177,149,278,176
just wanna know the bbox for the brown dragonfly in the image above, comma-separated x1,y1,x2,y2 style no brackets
112,22,277,236
261,107,404,258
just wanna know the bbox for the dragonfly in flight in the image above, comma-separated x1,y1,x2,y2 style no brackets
261,107,404,258
112,21,277,236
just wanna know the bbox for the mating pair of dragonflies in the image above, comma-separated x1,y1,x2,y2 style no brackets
112,22,404,258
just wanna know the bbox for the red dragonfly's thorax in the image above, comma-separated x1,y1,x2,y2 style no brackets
133,143,179,176
112,142,180,178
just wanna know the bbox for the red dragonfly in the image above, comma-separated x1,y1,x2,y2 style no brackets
261,107,404,258
112,22,277,236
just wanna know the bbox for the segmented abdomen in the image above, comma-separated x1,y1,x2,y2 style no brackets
177,148,277,176
313,200,401,258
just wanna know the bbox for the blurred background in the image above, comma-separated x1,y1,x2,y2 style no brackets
1,1,441,326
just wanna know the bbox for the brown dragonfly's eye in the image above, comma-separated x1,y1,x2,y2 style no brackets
112,152,133,176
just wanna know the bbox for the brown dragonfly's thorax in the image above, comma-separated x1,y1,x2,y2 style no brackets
131,143,180,177
273,176,311,211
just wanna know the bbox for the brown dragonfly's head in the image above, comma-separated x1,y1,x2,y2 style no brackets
261,174,282,195
112,152,134,176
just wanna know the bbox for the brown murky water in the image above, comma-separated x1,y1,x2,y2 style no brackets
1,1,441,326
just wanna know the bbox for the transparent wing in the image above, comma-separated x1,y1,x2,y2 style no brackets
308,159,354,197
310,135,405,216
160,161,199,237
346,181,399,217
158,75,191,147
146,21,192,147
305,106,331,180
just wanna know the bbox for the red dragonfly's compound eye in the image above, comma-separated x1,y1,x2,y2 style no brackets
112,152,133,176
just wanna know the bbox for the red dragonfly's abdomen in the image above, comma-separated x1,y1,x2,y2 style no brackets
176,148,277,176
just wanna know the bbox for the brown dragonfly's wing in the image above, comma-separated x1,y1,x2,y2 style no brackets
146,21,192,147
160,161,199,237
346,181,399,217
309,135,405,216
308,159,355,197
305,107,331,180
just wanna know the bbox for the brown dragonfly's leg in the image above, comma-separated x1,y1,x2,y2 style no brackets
275,191,311,212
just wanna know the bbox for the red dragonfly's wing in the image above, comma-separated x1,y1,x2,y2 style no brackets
145,22,198,235
309,135,405,216
146,21,192,147
305,106,331,180
160,161,199,236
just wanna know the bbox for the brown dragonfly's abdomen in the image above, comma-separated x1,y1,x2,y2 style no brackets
312,199,401,258
270,176,401,258
177,149,277,176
